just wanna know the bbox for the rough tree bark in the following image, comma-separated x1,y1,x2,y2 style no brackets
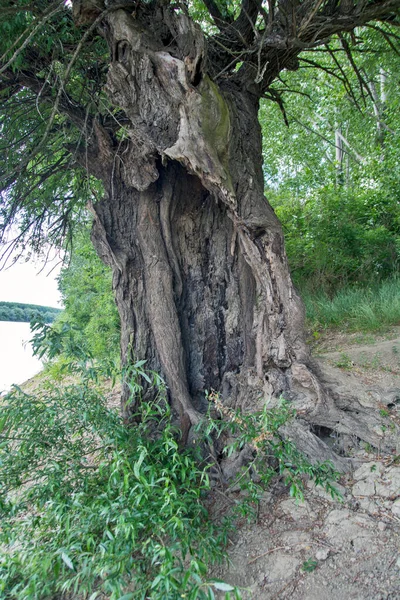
72,1,397,468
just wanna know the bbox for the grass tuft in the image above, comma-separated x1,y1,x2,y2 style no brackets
302,277,400,332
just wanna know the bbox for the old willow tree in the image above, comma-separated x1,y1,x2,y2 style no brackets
1,0,399,465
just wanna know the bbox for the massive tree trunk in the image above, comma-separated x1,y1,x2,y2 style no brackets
75,3,395,467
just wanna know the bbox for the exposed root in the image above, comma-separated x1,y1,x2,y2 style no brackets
289,359,398,459
281,421,354,472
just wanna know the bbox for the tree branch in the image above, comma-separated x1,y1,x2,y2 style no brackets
291,115,364,163
0,1,65,75
338,33,373,105
202,0,233,30
229,0,400,93
2,70,90,131
234,0,261,44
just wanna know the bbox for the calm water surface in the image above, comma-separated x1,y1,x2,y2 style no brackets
0,321,43,393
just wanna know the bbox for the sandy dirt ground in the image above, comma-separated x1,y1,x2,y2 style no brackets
212,330,400,599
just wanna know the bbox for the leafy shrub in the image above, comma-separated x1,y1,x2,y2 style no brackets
55,225,120,362
271,187,400,293
198,391,340,512
0,366,240,599
0,356,340,599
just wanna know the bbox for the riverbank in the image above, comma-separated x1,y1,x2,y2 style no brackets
2,329,399,599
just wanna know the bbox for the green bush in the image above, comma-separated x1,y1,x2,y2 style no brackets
271,187,400,293
0,352,341,600
0,367,234,600
55,224,120,362
198,391,340,510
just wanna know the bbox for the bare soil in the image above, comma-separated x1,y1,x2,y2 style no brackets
213,330,400,599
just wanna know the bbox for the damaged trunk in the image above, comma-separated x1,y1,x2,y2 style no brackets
77,4,395,467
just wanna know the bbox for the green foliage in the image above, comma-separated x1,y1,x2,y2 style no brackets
260,31,400,293
0,353,341,600
271,188,400,291
301,559,318,573
333,352,353,370
303,277,400,332
0,2,107,257
197,391,341,515
0,300,61,323
0,363,238,600
38,224,120,363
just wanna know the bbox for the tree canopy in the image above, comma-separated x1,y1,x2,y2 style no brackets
259,27,400,289
1,0,399,261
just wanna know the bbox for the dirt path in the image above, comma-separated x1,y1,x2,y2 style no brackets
214,332,400,599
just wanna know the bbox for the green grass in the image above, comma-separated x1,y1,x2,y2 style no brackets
302,277,400,332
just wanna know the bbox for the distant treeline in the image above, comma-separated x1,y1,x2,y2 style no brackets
0,301,62,323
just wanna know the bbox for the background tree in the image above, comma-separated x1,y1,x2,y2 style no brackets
259,29,400,291
1,0,399,465
0,300,61,322
56,224,120,361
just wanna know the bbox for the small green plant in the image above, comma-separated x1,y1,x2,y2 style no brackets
301,559,318,572
334,352,353,370
362,442,374,454
359,352,382,370
196,391,341,517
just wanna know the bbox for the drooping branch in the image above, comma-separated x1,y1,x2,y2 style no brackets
366,22,400,55
1,69,93,135
323,43,364,110
0,1,64,75
338,33,373,105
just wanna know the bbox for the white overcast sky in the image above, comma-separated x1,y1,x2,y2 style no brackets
0,257,62,308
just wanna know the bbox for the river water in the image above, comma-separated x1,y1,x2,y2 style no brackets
0,321,43,393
